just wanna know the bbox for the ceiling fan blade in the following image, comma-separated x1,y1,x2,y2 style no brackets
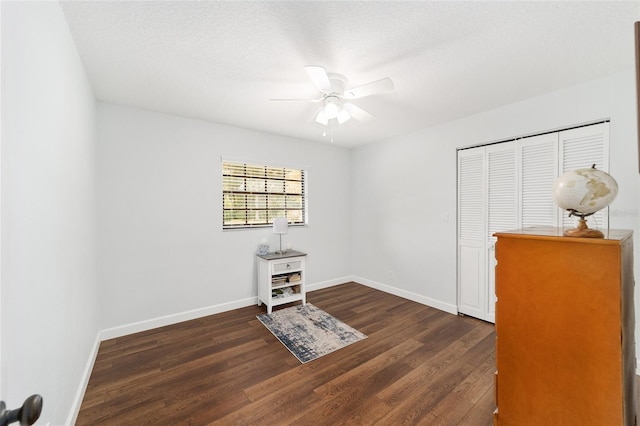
336,107,351,124
304,65,333,93
270,98,322,102
343,103,375,122
343,77,394,99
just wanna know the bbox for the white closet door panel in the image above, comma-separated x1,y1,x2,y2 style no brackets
520,133,558,228
459,244,485,318
458,147,486,319
487,144,518,238
458,149,486,241
559,123,610,230
560,123,609,171
485,143,516,325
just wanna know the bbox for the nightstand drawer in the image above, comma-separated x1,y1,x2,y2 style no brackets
273,260,302,274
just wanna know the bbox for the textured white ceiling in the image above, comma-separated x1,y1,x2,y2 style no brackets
60,1,639,148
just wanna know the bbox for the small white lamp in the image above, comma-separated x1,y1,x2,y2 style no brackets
272,217,288,254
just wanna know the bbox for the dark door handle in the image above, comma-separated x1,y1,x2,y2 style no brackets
0,395,43,426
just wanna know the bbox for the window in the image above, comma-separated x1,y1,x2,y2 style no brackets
222,160,306,229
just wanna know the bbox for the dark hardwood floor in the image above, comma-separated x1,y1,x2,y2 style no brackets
76,282,632,425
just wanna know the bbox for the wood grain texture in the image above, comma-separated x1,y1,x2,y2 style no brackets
79,281,627,425
494,229,636,426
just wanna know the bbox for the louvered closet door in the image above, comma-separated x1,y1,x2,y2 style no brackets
487,144,518,236
458,147,486,320
457,122,609,323
521,133,559,228
559,123,610,231
486,143,518,323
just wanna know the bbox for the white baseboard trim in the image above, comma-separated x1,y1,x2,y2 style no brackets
353,276,458,315
99,276,457,342
66,333,101,426
306,276,356,292
100,297,258,340
100,279,357,341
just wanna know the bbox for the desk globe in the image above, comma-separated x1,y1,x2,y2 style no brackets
552,164,618,238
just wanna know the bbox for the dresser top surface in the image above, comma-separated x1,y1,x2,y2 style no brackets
494,227,633,244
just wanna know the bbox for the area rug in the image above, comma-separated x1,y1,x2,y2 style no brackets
256,303,367,363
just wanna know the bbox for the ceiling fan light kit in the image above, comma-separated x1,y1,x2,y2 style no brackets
315,110,329,126
323,97,340,119
272,65,394,134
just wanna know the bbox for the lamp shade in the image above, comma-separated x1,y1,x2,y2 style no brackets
272,217,288,235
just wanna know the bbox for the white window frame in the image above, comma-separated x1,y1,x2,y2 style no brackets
222,159,307,229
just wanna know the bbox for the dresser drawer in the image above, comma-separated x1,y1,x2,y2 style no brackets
273,259,303,274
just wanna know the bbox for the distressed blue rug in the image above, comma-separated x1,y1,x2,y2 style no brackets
256,304,367,363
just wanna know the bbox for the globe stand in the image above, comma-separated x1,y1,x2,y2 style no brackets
564,211,604,239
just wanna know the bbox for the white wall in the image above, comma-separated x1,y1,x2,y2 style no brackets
97,103,352,333
351,128,460,312
351,66,639,342
1,2,99,425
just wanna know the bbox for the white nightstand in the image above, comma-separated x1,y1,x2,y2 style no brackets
256,251,307,314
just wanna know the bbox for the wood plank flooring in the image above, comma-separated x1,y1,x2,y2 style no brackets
75,282,631,425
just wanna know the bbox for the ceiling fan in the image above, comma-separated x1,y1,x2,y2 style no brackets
272,65,394,126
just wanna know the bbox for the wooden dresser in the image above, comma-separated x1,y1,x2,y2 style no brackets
493,227,636,426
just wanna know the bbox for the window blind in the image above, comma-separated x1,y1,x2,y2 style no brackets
222,160,306,228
